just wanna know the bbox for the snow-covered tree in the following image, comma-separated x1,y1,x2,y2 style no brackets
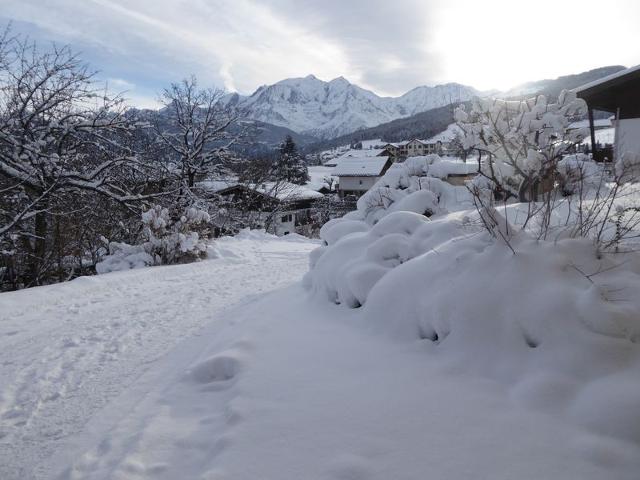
156,76,239,189
455,91,588,202
272,135,309,185
96,204,211,273
0,32,158,287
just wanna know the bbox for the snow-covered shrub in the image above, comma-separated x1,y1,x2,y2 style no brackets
305,211,473,307
352,155,470,225
96,205,211,273
306,200,640,445
556,153,603,195
455,92,640,248
455,90,587,202
359,230,640,444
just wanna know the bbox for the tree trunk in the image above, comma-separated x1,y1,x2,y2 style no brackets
518,177,538,203
31,208,48,285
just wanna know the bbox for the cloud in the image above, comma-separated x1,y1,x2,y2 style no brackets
0,0,442,98
1,0,638,104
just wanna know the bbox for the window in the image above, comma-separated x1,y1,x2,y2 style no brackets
359,180,363,185
281,214,292,223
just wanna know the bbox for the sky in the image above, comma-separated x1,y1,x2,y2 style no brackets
1,0,639,108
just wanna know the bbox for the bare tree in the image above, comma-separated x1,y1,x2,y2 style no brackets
0,33,158,286
155,76,239,189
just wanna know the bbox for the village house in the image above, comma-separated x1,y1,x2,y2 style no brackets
575,65,640,162
383,138,444,160
215,182,324,236
332,156,393,199
325,148,389,167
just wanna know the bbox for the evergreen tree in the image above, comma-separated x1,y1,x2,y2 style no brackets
273,135,310,185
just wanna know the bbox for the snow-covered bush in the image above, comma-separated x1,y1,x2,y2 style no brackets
556,153,603,195
305,210,473,307
306,197,640,445
455,91,588,202
352,155,470,225
96,205,211,273
455,92,640,248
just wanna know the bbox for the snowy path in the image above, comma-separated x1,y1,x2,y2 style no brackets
0,233,317,480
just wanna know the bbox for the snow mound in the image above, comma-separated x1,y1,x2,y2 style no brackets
306,211,468,307
95,243,153,274
352,155,472,225
307,208,640,444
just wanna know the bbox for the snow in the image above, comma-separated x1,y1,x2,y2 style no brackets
422,122,463,143
226,75,477,138
332,156,390,177
0,232,318,479
581,127,615,145
306,165,337,191
257,182,324,201
305,207,640,478
3,164,640,479
59,286,639,480
351,155,474,224
216,181,324,201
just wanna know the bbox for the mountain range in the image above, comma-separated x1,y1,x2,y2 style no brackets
223,65,626,146
223,75,478,139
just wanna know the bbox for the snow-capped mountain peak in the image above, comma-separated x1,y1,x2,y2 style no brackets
228,75,477,139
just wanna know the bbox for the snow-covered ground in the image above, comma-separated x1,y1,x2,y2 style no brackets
56,284,640,480
2,218,640,479
0,232,317,479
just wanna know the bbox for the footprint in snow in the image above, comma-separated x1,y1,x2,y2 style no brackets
187,353,242,390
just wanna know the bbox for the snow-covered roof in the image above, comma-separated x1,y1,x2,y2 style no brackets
326,148,387,167
195,179,238,192
574,65,640,93
216,181,324,202
386,141,409,147
306,166,337,191
333,156,390,177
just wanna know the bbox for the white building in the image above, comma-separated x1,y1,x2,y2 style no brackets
333,156,393,198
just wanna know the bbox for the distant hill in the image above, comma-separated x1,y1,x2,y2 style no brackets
305,103,461,153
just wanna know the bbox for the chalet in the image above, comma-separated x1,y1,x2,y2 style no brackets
215,182,323,236
333,156,393,198
575,65,640,162
326,148,388,168
382,141,409,159
384,139,443,159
